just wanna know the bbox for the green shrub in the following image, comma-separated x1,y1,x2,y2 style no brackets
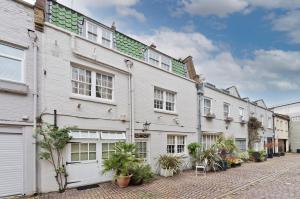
259,150,267,161
158,154,182,173
238,151,250,161
188,142,201,158
129,164,154,185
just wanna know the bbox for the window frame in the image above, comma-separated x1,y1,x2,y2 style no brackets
85,20,113,48
203,97,212,115
0,43,25,83
202,134,219,150
154,87,176,112
223,102,230,118
101,142,117,160
135,139,149,162
86,21,98,42
239,107,245,120
71,66,114,102
70,142,97,162
235,138,247,152
268,117,272,129
167,135,186,155
147,49,173,71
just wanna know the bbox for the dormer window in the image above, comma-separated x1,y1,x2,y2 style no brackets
102,28,111,47
87,22,97,42
149,50,159,66
161,56,171,71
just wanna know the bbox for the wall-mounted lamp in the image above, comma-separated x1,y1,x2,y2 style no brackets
124,59,133,68
142,121,151,132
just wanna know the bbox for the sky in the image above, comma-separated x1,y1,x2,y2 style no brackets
24,0,300,107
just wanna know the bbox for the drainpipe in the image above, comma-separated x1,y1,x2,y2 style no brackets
196,83,204,145
28,29,39,194
125,59,134,143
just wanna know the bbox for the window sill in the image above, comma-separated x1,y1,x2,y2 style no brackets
70,94,116,106
0,79,28,95
154,109,178,116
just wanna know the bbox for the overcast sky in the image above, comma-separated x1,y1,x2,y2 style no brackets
25,0,300,107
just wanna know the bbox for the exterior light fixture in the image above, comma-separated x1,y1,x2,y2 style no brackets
142,121,151,132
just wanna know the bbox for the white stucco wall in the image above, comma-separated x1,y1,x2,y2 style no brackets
0,0,36,196
38,23,198,192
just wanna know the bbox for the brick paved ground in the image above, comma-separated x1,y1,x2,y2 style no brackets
29,153,300,199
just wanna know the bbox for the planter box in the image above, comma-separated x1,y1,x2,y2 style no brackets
160,168,173,177
297,149,300,153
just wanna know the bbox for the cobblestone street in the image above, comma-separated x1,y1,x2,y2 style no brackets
32,154,300,199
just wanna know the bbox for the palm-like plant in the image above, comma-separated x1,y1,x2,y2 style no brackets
198,146,222,171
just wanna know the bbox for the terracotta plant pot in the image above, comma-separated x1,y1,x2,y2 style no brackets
116,175,132,188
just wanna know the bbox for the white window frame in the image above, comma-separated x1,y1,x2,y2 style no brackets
268,117,272,129
203,97,212,115
239,107,245,120
70,142,97,162
147,49,173,71
167,135,186,155
135,139,149,162
202,134,218,150
154,87,176,112
223,103,230,118
101,142,117,160
71,66,114,102
161,55,171,71
148,49,160,67
261,115,264,126
0,43,25,83
85,21,113,48
235,138,246,152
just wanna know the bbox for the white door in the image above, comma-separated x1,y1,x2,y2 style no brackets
0,133,24,197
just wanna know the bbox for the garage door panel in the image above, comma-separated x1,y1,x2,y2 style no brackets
0,133,24,197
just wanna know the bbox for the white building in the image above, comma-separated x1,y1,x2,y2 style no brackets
0,0,37,197
35,0,198,193
273,113,289,153
271,102,300,152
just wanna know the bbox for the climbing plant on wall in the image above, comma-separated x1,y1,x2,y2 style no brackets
247,117,262,149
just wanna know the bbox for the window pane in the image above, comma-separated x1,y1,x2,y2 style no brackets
102,143,108,151
71,143,79,153
81,143,88,152
80,152,88,161
0,56,22,82
71,153,79,161
102,151,109,160
89,152,96,160
89,143,96,151
167,136,175,145
0,44,23,58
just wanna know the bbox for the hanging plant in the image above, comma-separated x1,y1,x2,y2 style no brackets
247,117,262,149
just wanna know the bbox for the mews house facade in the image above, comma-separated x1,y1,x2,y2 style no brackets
34,0,198,193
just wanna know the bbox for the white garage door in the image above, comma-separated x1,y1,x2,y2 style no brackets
0,133,24,197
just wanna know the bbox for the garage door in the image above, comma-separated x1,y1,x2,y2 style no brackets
0,133,23,197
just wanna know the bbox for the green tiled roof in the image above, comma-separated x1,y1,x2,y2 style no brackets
172,59,186,77
49,2,84,34
115,32,147,60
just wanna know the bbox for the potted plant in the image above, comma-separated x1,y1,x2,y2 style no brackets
197,146,222,172
188,142,201,168
103,142,140,188
129,164,154,185
158,154,182,177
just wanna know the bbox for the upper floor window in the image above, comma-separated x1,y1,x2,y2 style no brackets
0,43,24,82
204,98,212,115
261,115,264,126
239,107,245,120
167,135,185,154
149,50,159,66
161,56,171,71
101,28,111,47
223,103,230,118
154,87,176,112
268,117,272,128
87,22,97,42
72,66,113,100
72,67,92,96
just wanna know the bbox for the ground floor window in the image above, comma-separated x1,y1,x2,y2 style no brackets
235,138,247,152
71,143,96,161
136,141,147,160
167,135,186,154
202,134,219,150
102,143,116,160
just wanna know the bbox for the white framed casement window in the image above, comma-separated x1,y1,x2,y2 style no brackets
261,115,264,126
202,134,218,150
101,28,112,48
239,107,245,120
72,67,92,96
268,117,272,129
235,138,246,152
101,142,116,160
70,143,96,162
223,103,230,118
154,87,176,112
0,43,24,83
167,135,186,154
149,50,160,67
71,66,114,101
86,21,98,42
161,56,171,71
135,141,148,160
203,98,212,115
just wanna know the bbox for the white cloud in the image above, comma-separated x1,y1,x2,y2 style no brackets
130,28,300,95
271,10,300,43
182,0,248,17
57,0,144,22
181,0,300,18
